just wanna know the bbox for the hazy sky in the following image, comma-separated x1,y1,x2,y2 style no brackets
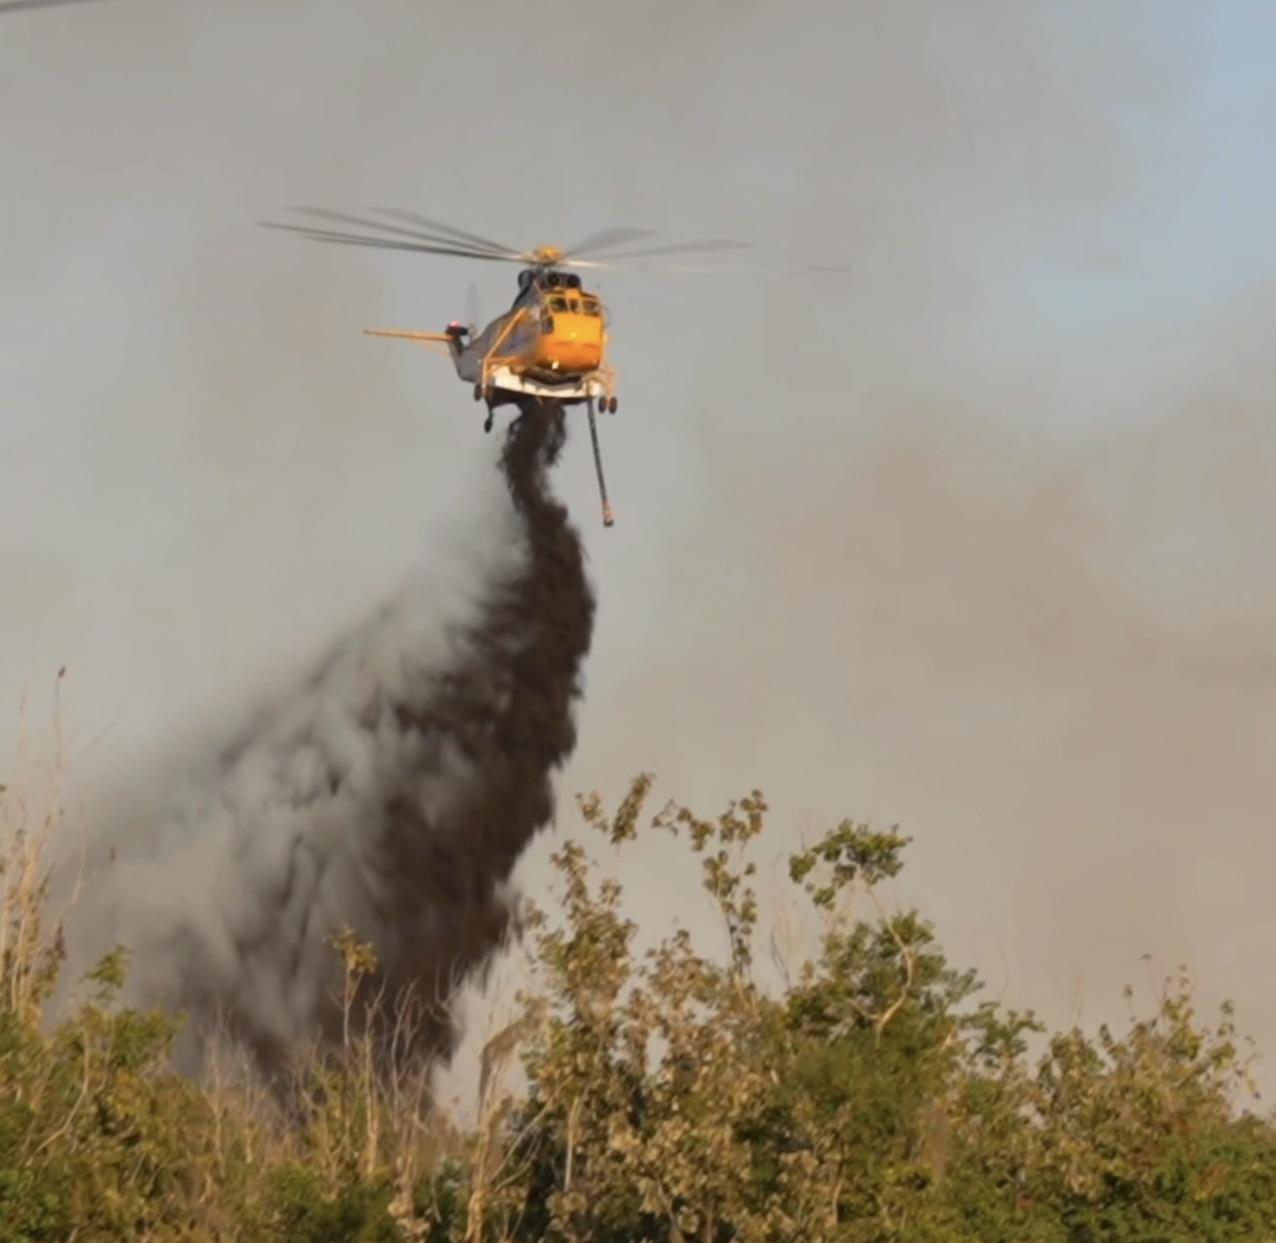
4,0,1276,1089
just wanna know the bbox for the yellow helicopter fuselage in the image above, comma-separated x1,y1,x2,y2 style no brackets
364,268,615,412
520,287,605,378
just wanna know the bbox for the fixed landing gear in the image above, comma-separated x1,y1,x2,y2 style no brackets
477,381,495,432
607,395,618,414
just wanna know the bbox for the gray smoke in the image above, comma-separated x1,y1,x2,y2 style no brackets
61,404,595,1074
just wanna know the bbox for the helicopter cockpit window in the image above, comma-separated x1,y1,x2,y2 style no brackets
548,295,569,312
582,299,601,316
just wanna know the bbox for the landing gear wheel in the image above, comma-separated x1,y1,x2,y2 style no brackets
473,383,482,402
483,413,493,434
607,395,618,414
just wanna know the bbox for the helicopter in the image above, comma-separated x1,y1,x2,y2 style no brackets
262,208,747,528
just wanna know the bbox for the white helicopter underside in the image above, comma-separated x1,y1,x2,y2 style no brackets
487,364,608,404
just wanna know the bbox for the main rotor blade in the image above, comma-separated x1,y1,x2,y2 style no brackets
598,238,751,262
289,207,524,259
260,222,526,264
0,0,113,11
372,208,519,258
560,226,656,259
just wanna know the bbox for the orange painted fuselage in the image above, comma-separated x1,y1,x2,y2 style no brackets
530,310,604,376
363,268,616,411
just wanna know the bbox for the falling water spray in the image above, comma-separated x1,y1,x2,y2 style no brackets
65,402,594,1075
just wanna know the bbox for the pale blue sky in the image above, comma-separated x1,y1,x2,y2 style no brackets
1021,2,1274,356
1169,1,1275,287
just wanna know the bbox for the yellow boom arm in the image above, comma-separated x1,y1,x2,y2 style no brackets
364,327,453,343
363,327,456,358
